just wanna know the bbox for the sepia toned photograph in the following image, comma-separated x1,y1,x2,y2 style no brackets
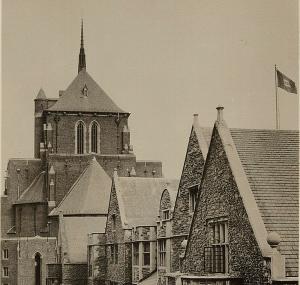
1,1,298,285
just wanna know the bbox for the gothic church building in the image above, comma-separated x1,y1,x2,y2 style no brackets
1,23,163,285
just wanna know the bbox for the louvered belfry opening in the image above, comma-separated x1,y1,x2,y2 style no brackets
77,122,84,154
91,122,98,153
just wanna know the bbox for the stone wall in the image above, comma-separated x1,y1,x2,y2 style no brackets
63,263,88,285
1,239,18,285
16,237,57,285
182,128,269,283
171,128,205,272
105,183,132,285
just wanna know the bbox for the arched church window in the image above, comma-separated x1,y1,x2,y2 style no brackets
89,121,100,153
76,121,86,154
34,253,42,285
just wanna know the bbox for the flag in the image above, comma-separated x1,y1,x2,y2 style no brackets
276,69,297,94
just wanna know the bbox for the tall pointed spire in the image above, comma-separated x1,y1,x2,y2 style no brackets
78,19,86,73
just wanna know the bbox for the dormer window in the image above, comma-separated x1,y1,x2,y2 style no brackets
82,84,88,97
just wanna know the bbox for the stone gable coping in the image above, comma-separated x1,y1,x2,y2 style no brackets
215,120,274,258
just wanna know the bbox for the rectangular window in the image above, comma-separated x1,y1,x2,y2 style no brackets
110,245,114,264
162,210,170,221
112,214,116,231
204,219,229,273
115,244,118,264
158,240,166,267
133,243,139,266
143,242,150,266
3,249,8,260
189,185,198,213
3,267,9,277
110,244,118,264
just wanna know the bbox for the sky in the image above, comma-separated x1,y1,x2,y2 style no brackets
1,0,299,181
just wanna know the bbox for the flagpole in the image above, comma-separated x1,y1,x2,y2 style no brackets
275,64,279,130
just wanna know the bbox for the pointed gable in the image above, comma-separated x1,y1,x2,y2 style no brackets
183,107,298,280
47,70,127,113
50,158,112,216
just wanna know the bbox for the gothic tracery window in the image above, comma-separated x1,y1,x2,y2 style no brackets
91,122,98,153
76,121,85,154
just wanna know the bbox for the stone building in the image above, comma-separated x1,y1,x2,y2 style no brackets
1,22,163,285
175,107,299,285
170,114,211,273
156,185,177,285
100,170,178,285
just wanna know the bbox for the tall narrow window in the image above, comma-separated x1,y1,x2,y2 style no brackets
2,249,8,260
133,243,139,266
76,121,85,154
33,206,37,236
143,242,150,266
158,240,166,267
112,214,116,231
89,121,100,154
204,219,229,273
3,267,8,277
91,122,98,153
35,253,41,285
189,185,198,213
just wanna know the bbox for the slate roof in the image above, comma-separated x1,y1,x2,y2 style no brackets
47,69,127,113
50,158,111,216
230,129,299,277
63,216,106,262
115,177,179,227
14,172,46,204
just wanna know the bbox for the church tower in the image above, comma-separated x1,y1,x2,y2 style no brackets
1,21,162,285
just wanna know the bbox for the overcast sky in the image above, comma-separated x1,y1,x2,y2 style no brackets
1,0,298,180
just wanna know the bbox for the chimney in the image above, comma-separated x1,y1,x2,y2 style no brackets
216,106,224,123
193,114,199,125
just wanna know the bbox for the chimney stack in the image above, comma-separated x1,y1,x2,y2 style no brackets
193,113,199,125
216,106,224,122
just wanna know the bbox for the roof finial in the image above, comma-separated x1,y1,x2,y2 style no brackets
78,19,86,73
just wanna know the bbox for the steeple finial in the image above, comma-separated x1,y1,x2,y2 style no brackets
78,19,86,73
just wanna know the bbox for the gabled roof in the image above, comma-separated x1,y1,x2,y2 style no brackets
230,128,299,277
50,158,112,216
47,69,127,113
14,172,46,204
114,175,178,227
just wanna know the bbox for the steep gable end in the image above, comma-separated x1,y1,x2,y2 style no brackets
47,70,127,113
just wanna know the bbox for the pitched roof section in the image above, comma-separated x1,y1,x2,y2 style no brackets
50,158,112,216
47,69,127,113
35,88,46,100
14,172,46,204
114,176,179,227
231,129,299,277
